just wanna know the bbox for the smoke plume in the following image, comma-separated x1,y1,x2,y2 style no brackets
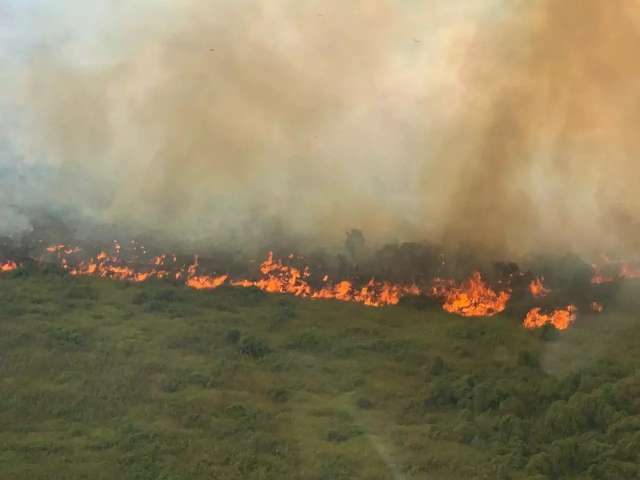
3,1,640,257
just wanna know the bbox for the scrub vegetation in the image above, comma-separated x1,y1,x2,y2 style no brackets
1,268,639,479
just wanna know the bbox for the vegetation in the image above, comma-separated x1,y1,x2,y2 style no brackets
1,271,640,479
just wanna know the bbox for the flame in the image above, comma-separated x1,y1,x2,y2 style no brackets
591,263,615,284
227,252,420,306
436,272,510,317
186,274,228,289
63,249,171,283
620,263,640,279
1,261,18,272
46,246,422,307
529,277,550,298
1,243,614,329
523,305,577,330
591,259,640,284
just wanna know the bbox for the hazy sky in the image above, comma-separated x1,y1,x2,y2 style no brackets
2,1,639,258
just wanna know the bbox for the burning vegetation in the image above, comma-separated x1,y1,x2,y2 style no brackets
1,233,625,330
529,277,550,298
523,305,578,331
436,272,510,317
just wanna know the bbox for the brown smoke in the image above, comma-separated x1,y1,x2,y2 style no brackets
432,0,640,257
8,1,640,257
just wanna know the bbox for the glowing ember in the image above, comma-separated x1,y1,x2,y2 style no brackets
529,277,550,298
523,305,577,330
1,261,18,272
591,301,604,313
437,272,510,317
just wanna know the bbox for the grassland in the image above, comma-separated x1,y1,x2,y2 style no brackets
1,267,639,479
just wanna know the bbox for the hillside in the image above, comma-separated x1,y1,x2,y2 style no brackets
1,269,639,479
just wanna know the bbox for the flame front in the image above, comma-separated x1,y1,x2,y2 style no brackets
529,277,550,298
437,272,510,317
1,243,614,329
523,305,577,330
228,252,421,307
1,261,18,272
44,246,422,308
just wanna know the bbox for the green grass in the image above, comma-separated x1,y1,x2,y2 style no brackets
0,271,639,479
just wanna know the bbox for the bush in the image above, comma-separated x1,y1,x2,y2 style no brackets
430,356,445,376
132,291,150,305
325,425,364,443
224,329,241,345
268,387,289,403
356,398,374,410
540,323,559,341
288,332,331,352
471,382,502,412
425,377,458,407
239,336,271,358
518,350,539,368
154,288,180,303
47,327,84,348
65,285,98,301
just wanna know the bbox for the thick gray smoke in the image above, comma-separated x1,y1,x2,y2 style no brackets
2,1,639,257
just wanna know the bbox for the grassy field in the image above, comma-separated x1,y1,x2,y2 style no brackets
1,268,639,479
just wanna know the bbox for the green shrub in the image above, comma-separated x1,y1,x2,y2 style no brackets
325,425,364,443
239,336,271,358
267,387,289,403
154,288,180,303
430,356,445,376
356,398,373,409
132,291,150,305
517,350,539,368
287,331,331,352
65,284,98,300
47,327,84,348
224,329,241,344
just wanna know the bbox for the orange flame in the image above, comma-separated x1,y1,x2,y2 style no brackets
529,277,550,298
591,263,615,284
523,305,577,330
591,301,604,313
620,263,640,280
437,272,510,317
591,259,640,284
48,246,422,307
186,274,228,290
227,252,420,306
1,261,18,272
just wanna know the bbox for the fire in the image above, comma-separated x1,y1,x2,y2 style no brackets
437,272,510,317
45,246,422,307
529,277,550,298
187,274,228,290
312,279,421,307
1,261,18,272
591,301,604,313
523,305,577,330
227,252,421,307
620,263,640,280
61,249,174,283
591,259,640,284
